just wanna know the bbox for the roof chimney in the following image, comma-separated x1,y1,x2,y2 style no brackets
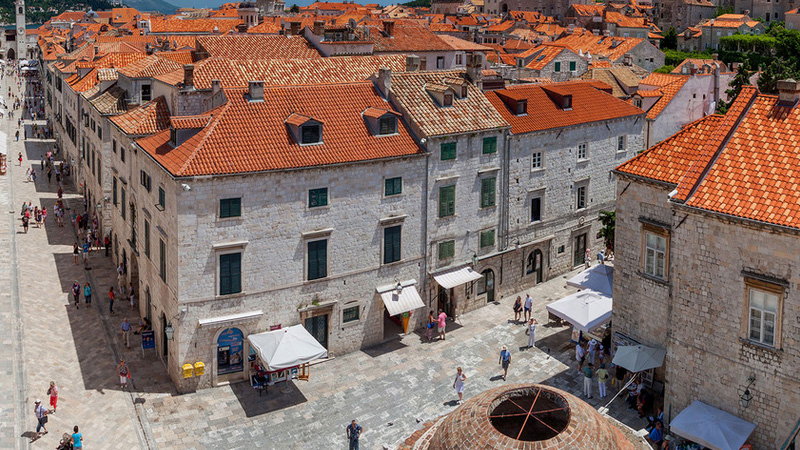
711,53,718,60
687,62,697,75
248,81,265,102
405,55,420,72
290,21,301,36
466,53,483,86
211,79,221,96
377,67,392,97
777,79,800,106
313,20,325,35
183,64,194,88
383,20,395,36
145,43,154,55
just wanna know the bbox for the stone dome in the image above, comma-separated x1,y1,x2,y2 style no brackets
424,384,637,450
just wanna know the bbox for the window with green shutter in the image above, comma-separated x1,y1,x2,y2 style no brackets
121,187,126,219
383,225,401,264
220,198,241,218
144,220,151,258
342,306,360,323
309,188,328,208
481,177,496,208
441,142,457,160
307,240,328,280
439,185,456,217
112,177,118,205
482,136,497,154
480,229,495,248
159,239,166,282
219,253,242,295
569,61,576,71
158,187,165,210
384,177,402,196
438,240,455,260
554,61,561,72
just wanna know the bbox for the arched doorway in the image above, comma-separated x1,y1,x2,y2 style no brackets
478,269,495,302
217,327,244,375
530,249,543,284
7,48,14,60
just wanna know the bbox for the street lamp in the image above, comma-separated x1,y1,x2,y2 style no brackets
472,253,478,267
395,282,403,296
165,322,175,340
739,376,755,408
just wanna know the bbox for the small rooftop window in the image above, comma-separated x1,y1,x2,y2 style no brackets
443,93,454,107
301,124,321,144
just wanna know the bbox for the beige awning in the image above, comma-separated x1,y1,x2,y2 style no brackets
377,280,425,317
433,265,482,289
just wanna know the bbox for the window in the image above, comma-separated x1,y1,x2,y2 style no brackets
644,231,667,279
438,240,455,260
554,61,561,72
383,225,401,264
141,84,152,102
121,188,126,220
159,238,166,282
569,61,576,71
455,53,463,65
113,177,118,205
576,185,586,210
140,170,151,192
617,136,626,151
219,253,242,295
577,143,588,160
746,281,782,347
480,177,496,208
441,142,457,160
385,177,402,196
479,229,495,248
220,198,241,218
342,305,360,323
307,239,328,280
634,98,643,108
443,93,453,107
301,124,321,144
531,196,542,222
378,116,397,135
436,56,445,69
144,220,151,258
97,126,102,139
308,188,328,208
531,151,543,169
112,139,117,153
158,187,165,210
482,136,497,154
439,185,456,218
120,145,125,163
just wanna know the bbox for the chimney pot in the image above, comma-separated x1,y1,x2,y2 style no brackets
777,79,800,104
405,55,420,72
289,21,301,36
378,67,392,96
313,20,325,35
211,79,221,95
183,64,194,88
248,80,265,101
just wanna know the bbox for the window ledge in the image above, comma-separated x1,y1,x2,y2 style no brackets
637,271,670,286
303,277,330,285
577,158,590,163
437,214,457,220
739,337,782,353
217,216,242,222
530,168,545,173
306,204,331,212
341,319,362,329
216,291,247,300
381,259,404,267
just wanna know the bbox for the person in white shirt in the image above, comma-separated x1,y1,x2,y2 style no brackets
587,338,599,365
523,294,533,322
525,318,538,348
576,342,586,372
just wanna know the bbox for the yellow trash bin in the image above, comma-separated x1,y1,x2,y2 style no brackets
194,361,205,377
182,363,194,378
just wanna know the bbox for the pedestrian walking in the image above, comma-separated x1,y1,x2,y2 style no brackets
613,364,628,391
104,235,110,257
596,363,609,399
47,381,58,412
72,242,79,265
22,214,28,233
17,151,21,165
499,345,511,381
31,168,36,182
576,342,586,372
437,309,447,340
345,419,362,450
513,296,522,323
426,310,435,341
587,338,599,366
72,281,80,309
25,167,30,181
453,367,466,404
117,359,130,390
525,318,538,348
40,155,44,169
523,293,533,322
582,363,594,399
46,167,52,183
121,318,131,348
83,282,92,307
33,399,49,440
108,286,115,314
72,425,83,450
128,283,135,310
82,240,90,265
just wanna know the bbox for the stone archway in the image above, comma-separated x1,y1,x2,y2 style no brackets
7,48,14,60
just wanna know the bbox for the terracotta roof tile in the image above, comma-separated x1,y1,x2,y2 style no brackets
640,72,685,87
195,35,321,60
437,34,492,51
110,96,171,136
86,84,128,115
154,51,195,65
171,114,211,129
364,20,454,52
149,17,241,34
640,77,688,119
521,44,565,70
555,31,644,62
486,80,643,134
136,83,423,177
117,55,183,78
390,71,509,137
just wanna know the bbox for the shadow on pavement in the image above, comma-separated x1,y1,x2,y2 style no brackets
231,380,307,418
362,338,407,358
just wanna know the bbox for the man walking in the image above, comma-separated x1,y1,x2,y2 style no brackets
499,345,511,381
525,318,538,348
346,419,362,450
437,309,447,340
33,399,48,440
596,363,609,399
523,293,533,322
121,319,131,348
587,338,599,366
582,363,594,399
576,342,586,372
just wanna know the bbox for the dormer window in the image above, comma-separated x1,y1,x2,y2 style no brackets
561,95,572,110
516,100,527,115
443,93,454,107
461,86,468,98
442,77,468,99
379,116,397,135
363,107,400,136
426,83,456,107
302,124,321,144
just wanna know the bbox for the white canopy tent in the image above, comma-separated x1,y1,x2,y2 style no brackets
433,265,482,289
566,264,614,297
377,279,425,317
612,344,666,373
546,290,612,333
247,325,327,371
670,400,756,450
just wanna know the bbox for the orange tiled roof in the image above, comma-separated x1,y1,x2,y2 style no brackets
195,35,321,60
389,70,509,137
437,34,492,52
486,80,643,134
117,55,183,78
86,84,128,115
136,83,424,177
520,44,564,71
430,23,458,32
110,96,171,136
246,18,283,34
154,50,195,65
640,72,684,87
149,17,241,34
486,20,515,32
570,4,605,16
641,77,689,119
364,20,453,52
555,31,644,62
635,89,663,98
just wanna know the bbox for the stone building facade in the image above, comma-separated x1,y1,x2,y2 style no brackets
613,83,800,448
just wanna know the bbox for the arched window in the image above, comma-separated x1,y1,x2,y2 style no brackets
526,252,535,274
18,7,23,14
217,328,244,375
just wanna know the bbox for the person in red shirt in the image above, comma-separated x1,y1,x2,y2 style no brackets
437,309,447,340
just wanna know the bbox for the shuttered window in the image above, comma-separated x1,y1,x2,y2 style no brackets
383,225,401,264
307,240,328,280
219,253,242,295
220,198,241,218
482,136,497,154
481,177,496,208
439,185,456,217
440,142,457,160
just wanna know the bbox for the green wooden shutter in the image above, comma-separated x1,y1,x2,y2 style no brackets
439,185,455,217
569,61,576,71
308,240,327,280
384,226,401,264
555,61,561,72
481,178,496,208
220,254,231,294
482,136,497,154
230,254,241,293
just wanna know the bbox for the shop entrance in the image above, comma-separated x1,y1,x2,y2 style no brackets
573,233,587,267
304,315,328,349
383,308,404,340
217,327,244,375
478,269,495,302
437,285,452,316
527,249,543,284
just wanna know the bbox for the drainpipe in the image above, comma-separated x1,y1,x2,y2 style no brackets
500,131,511,251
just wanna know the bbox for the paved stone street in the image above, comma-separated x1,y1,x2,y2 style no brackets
1,72,649,450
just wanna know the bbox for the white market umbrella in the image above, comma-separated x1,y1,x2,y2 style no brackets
612,344,666,373
247,325,328,371
545,290,612,333
670,400,756,450
566,264,613,297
